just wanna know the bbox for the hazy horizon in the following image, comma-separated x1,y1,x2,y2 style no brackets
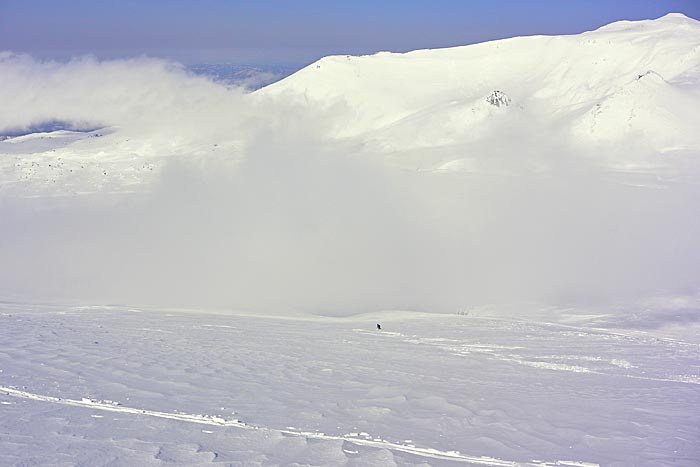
2,1,699,65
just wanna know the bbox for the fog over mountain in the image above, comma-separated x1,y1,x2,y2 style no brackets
3,13,700,467
1,13,699,316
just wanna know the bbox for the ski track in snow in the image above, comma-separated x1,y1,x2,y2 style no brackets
0,385,598,467
353,324,700,386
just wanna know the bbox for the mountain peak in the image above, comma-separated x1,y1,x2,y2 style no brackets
658,12,695,21
655,12,700,28
591,12,700,34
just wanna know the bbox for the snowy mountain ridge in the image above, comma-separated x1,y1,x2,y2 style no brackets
1,13,699,194
261,13,700,156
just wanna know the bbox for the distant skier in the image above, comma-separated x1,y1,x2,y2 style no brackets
376,323,381,330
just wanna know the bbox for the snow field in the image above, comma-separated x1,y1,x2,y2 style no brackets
0,13,699,467
1,304,698,466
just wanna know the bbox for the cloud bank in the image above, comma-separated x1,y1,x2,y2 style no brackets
1,54,699,315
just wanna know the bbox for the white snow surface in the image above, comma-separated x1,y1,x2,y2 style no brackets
1,303,698,467
262,13,700,153
1,14,700,466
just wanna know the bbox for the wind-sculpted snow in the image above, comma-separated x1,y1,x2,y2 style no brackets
2,304,698,466
0,386,599,466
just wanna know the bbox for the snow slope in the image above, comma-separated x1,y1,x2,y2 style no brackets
1,304,698,467
262,13,700,158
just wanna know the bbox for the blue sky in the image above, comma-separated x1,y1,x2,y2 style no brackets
2,0,699,64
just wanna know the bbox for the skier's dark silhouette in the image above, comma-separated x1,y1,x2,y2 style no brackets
376,323,381,330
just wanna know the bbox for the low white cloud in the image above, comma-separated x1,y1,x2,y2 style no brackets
0,53,224,131
1,54,699,316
